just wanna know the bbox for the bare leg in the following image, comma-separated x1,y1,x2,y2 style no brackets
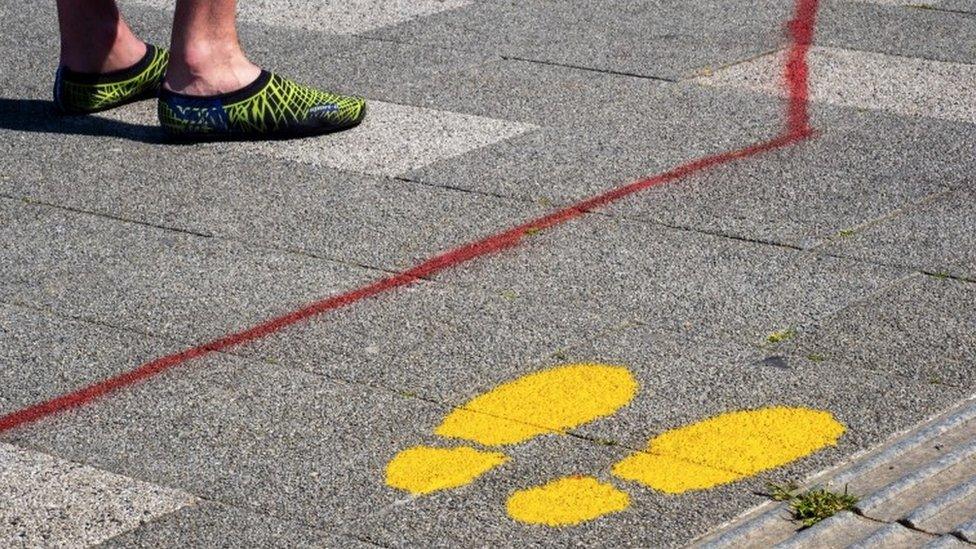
56,0,147,73
165,0,261,96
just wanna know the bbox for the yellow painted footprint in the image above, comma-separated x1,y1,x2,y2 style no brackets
386,364,845,528
386,364,638,495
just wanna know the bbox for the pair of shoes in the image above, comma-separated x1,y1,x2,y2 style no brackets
53,43,366,140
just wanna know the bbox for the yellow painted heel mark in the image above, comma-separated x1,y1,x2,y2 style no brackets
386,446,508,495
507,476,630,526
436,364,638,446
612,407,845,493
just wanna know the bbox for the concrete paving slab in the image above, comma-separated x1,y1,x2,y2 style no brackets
131,0,469,34
0,121,543,273
366,0,791,81
817,0,976,64
550,322,966,459
0,442,195,548
101,501,366,548
606,104,976,249
372,57,677,128
937,0,976,12
437,214,909,344
823,187,976,280
0,1,494,109
0,302,183,417
241,275,621,403
0,199,373,344
5,353,450,531
786,274,976,387
697,45,976,125
405,82,784,203
236,213,911,406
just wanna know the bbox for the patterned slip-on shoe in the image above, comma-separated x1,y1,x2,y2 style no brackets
54,43,168,115
158,70,366,141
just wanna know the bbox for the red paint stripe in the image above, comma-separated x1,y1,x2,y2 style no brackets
0,0,820,434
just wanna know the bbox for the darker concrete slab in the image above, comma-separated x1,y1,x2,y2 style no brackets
436,214,909,346
0,199,373,345
607,105,976,249
817,0,976,64
547,322,967,453
0,125,542,273
823,187,976,280
5,353,449,531
936,0,976,13
787,274,976,387
404,81,785,204
239,214,909,407
372,57,675,128
101,502,369,548
241,276,621,404
367,0,792,81
0,302,181,416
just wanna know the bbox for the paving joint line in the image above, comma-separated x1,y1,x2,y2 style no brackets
0,190,423,282
905,5,976,17
499,55,677,82
805,187,956,253
677,45,789,82
0,193,215,239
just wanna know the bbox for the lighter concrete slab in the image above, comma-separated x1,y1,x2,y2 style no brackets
107,100,534,178
0,443,195,547
697,45,976,125
852,0,943,5
132,0,469,34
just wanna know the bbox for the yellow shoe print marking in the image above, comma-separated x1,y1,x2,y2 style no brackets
436,363,638,446
386,446,508,495
384,364,846,528
506,476,630,527
385,364,637,494
611,407,845,494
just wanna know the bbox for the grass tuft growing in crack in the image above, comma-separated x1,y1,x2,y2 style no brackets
767,482,859,528
766,328,796,345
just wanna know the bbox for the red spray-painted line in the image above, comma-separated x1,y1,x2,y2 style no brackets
0,0,819,435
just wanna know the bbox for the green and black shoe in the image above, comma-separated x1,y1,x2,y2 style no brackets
158,71,366,140
53,43,168,115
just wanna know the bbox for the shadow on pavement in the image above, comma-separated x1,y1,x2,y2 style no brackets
0,98,169,144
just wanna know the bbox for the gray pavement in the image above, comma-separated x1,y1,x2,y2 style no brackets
1,0,975,546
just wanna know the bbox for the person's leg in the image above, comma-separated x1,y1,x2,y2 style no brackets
164,0,260,96
53,0,168,114
56,0,146,74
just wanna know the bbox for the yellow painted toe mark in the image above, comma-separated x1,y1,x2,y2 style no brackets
610,453,742,493
385,446,508,495
435,364,638,446
612,407,845,494
507,476,630,526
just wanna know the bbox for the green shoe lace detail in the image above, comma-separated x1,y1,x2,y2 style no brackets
54,44,169,115
158,71,366,138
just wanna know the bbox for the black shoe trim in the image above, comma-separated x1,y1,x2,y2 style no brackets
158,70,272,106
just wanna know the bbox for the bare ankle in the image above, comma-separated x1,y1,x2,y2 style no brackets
59,21,146,74
164,44,261,96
